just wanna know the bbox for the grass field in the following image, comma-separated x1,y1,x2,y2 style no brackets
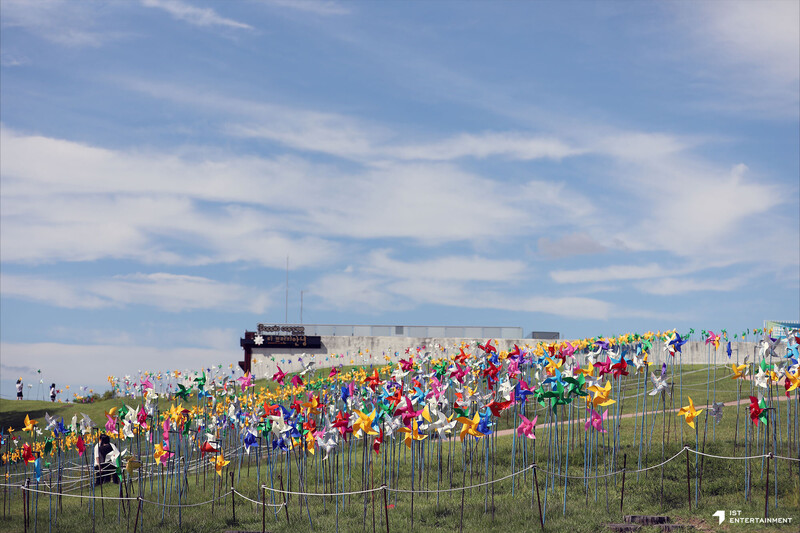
0,363,798,532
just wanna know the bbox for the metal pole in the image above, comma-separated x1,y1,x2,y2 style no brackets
285,256,289,324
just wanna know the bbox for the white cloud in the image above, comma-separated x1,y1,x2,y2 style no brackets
366,250,526,282
551,263,669,284
387,132,583,161
1,272,271,313
538,233,607,259
674,1,799,117
635,276,746,296
141,0,253,30
263,0,350,17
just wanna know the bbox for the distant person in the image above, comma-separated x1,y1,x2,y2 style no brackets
16,379,23,400
94,434,120,485
50,383,56,402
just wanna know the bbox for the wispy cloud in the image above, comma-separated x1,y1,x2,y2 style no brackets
538,233,607,259
1,0,123,47
551,263,670,284
142,0,253,30
264,0,350,17
1,272,272,313
635,276,747,296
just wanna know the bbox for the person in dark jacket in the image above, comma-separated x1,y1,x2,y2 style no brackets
50,383,56,402
94,434,120,485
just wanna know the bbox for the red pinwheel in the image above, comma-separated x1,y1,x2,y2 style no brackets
22,443,34,464
487,398,513,417
272,366,287,385
748,396,772,426
478,340,497,353
372,429,384,455
456,348,470,364
509,344,521,357
328,367,339,378
365,369,382,391
399,358,414,372
76,435,86,457
290,375,304,389
200,441,219,457
611,358,629,379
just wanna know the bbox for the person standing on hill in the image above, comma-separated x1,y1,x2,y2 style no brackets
16,379,23,400
50,383,57,402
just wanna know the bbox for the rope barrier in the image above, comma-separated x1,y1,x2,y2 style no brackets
231,489,286,507
389,465,535,493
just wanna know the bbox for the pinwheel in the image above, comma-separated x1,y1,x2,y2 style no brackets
587,380,615,408
748,396,772,426
200,440,219,457
21,444,34,464
80,413,95,435
478,340,497,353
210,453,230,476
153,443,173,465
105,413,117,433
299,360,315,376
352,410,379,437
272,366,287,385
175,384,191,401
516,414,537,439
711,402,724,423
730,363,748,380
457,412,485,441
706,331,720,350
649,371,670,396
585,408,607,433
76,435,86,457
23,414,37,433
785,367,800,396
678,396,702,429
397,419,427,448
237,372,253,392
372,429,384,454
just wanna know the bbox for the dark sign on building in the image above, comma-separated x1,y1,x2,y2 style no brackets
238,329,322,374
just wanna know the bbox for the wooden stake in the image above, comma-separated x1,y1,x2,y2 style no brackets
533,464,544,531
382,485,390,533
764,453,770,519
685,447,691,510
230,471,236,524
262,486,266,533
279,474,289,525
620,453,627,513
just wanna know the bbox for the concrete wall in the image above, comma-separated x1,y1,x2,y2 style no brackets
249,336,765,381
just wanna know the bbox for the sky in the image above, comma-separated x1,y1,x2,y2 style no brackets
1,0,798,398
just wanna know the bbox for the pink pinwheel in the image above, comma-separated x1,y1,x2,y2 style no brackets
399,358,414,372
105,413,117,433
329,367,339,378
706,331,721,350
396,397,423,428
516,414,537,440
237,372,253,391
76,435,86,457
140,377,154,390
450,364,469,383
162,418,170,442
561,341,576,359
507,358,520,378
585,408,607,433
291,375,304,388
272,366,286,385
137,405,148,427
594,356,612,377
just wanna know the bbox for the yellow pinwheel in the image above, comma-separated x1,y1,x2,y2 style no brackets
730,363,748,380
397,419,427,449
785,368,800,393
23,415,38,433
587,380,616,409
352,410,378,438
678,396,703,429
211,453,230,477
456,412,484,442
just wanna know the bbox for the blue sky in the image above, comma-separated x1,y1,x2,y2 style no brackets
1,0,798,397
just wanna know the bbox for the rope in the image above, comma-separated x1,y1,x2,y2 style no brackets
389,465,535,493
139,492,231,508
231,488,286,507
262,484,384,497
